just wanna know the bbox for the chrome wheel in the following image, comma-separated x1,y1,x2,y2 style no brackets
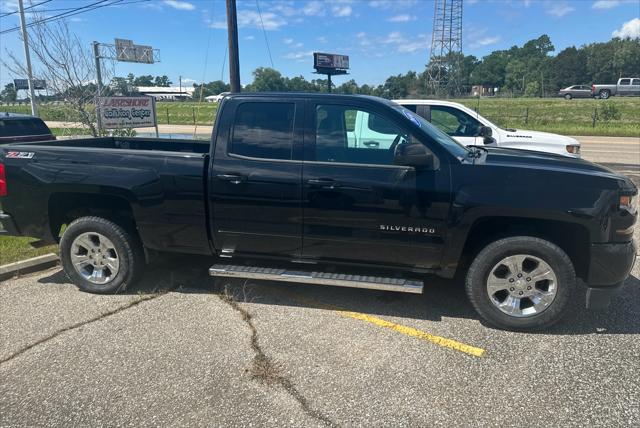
70,232,120,285
486,254,557,318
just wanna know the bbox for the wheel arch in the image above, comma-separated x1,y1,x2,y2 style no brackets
457,216,590,281
48,192,139,242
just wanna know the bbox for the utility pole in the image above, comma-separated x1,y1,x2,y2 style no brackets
226,0,241,93
93,41,103,131
17,0,37,116
179,75,182,96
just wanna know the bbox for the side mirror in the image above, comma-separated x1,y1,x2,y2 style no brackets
478,126,492,138
394,143,435,169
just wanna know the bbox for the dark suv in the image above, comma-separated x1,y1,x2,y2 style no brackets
0,113,55,144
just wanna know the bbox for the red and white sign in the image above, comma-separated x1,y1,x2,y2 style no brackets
98,96,157,129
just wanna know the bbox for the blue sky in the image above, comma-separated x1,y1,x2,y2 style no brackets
0,0,639,88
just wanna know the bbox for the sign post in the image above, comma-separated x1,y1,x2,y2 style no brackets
313,52,349,93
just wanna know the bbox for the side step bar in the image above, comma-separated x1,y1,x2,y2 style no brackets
209,264,423,294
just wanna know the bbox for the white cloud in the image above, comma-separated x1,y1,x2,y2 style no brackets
524,0,532,6
244,35,255,40
332,5,352,17
316,36,328,43
592,0,620,9
302,1,325,16
369,0,417,9
470,36,501,48
546,2,575,17
467,0,479,4
210,10,286,30
381,31,430,53
283,38,294,45
283,50,315,62
612,17,640,39
388,14,415,22
163,0,195,11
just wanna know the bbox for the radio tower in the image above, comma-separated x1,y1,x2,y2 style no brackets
426,0,463,97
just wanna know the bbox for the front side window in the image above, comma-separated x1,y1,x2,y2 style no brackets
430,106,481,138
315,104,419,166
230,102,294,160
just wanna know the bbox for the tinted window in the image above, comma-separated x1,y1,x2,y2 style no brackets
430,106,481,137
632,79,640,86
0,118,51,137
315,104,418,166
230,102,294,160
619,79,631,85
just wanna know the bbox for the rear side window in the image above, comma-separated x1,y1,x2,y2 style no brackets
0,118,51,137
230,102,295,160
632,79,640,86
619,79,631,85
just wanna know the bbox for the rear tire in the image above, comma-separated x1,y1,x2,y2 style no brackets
60,216,144,294
599,89,610,99
465,236,575,331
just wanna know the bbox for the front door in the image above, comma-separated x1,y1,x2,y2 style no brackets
209,98,304,258
301,101,450,269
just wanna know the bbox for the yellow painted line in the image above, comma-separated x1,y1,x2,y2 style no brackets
288,292,486,358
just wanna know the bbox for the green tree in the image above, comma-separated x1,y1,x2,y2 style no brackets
192,80,230,99
154,75,172,87
133,75,154,86
550,46,588,90
1,83,17,102
245,67,287,92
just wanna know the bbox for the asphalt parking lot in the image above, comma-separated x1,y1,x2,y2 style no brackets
1,137,639,426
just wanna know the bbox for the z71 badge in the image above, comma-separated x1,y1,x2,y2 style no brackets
5,151,35,159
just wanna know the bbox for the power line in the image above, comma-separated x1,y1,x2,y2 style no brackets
0,0,53,18
255,0,274,68
9,0,149,15
0,0,137,35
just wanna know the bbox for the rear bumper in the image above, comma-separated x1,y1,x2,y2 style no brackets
0,212,20,236
585,240,636,309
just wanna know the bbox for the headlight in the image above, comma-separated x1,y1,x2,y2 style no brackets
620,194,637,213
566,145,580,155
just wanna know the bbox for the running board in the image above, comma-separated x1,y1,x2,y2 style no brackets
209,264,423,294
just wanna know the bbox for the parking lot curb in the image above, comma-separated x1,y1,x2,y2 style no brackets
0,253,59,282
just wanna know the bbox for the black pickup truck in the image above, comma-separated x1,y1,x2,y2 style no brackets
0,93,636,330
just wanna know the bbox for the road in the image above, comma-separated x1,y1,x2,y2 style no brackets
1,140,639,426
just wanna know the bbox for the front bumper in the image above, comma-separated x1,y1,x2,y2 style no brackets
587,240,637,286
585,240,637,310
0,212,20,236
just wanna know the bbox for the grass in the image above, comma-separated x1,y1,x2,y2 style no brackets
451,97,640,137
3,97,639,137
0,236,58,266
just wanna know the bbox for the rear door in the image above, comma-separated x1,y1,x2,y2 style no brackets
301,100,450,269
209,98,304,258
631,79,640,96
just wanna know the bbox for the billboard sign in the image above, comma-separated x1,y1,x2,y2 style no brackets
13,79,47,90
115,38,155,64
97,96,156,129
313,53,349,70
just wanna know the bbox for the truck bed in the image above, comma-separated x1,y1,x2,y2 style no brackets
1,136,212,255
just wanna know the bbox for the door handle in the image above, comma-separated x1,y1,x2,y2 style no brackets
217,174,246,184
306,178,341,189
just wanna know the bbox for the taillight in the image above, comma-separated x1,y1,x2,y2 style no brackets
0,163,6,197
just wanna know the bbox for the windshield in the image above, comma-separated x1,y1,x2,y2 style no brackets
392,104,469,159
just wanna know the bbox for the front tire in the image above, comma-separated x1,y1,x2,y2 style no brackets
465,236,575,331
60,216,144,293
564,94,572,100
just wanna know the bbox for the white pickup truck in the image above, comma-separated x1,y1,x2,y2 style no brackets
390,100,581,158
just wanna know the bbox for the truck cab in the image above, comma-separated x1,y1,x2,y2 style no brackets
394,99,582,157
